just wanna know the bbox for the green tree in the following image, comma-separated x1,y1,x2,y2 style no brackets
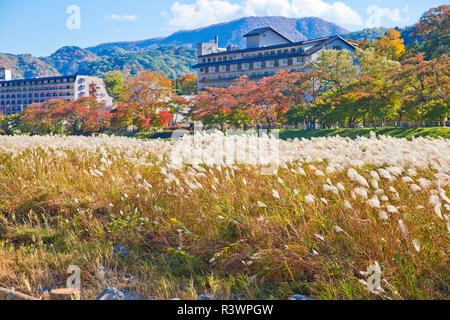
354,48,402,124
309,49,359,94
103,71,125,101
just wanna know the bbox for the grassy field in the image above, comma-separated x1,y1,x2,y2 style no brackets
0,134,448,300
112,127,450,141
279,127,450,140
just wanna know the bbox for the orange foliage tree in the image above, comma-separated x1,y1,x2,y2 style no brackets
116,70,175,131
21,97,111,134
372,29,405,61
175,74,198,95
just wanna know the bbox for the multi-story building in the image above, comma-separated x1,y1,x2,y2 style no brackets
193,27,356,90
0,69,113,115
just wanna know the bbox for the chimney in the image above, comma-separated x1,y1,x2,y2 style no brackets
215,35,219,45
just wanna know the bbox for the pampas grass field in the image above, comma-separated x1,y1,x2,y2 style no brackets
0,132,448,300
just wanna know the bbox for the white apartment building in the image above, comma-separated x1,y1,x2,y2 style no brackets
0,69,113,115
193,27,356,90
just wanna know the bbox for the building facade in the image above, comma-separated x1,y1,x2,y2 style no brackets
193,27,356,90
0,70,113,115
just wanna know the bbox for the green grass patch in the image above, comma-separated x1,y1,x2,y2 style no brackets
279,127,450,140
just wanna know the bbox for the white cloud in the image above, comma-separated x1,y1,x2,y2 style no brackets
166,0,363,29
105,14,138,22
366,5,406,28
168,0,241,29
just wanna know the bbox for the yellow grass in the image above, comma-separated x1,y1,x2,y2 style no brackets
0,133,448,299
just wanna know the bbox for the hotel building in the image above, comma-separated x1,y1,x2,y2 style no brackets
193,27,356,90
0,69,113,115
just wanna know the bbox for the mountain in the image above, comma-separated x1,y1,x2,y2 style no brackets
342,26,418,45
42,46,99,75
0,53,60,79
4,16,425,81
77,46,197,79
87,16,348,54
0,46,196,80
1,16,349,80
342,27,390,42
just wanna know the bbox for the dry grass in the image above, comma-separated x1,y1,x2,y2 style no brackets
0,133,448,300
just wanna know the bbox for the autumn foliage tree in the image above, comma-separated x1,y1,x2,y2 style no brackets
174,75,198,95
392,53,449,122
191,47,449,130
413,5,450,59
372,29,406,61
20,97,112,135
116,70,176,131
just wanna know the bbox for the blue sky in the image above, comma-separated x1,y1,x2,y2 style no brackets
0,0,445,57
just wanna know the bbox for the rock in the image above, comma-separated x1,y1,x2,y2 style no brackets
38,288,51,296
0,287,39,300
289,294,314,300
123,274,135,282
121,289,141,300
96,287,141,300
113,245,129,256
97,287,125,300
95,266,108,283
50,288,80,300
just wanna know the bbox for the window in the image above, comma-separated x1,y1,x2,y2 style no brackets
333,45,342,50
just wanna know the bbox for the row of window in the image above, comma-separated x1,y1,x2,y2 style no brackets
1,92,73,99
200,68,305,84
200,46,306,63
201,71,276,82
199,57,305,74
1,92,105,104
1,98,72,106
0,85,74,93
2,107,23,115
1,99,73,115
0,77,77,87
